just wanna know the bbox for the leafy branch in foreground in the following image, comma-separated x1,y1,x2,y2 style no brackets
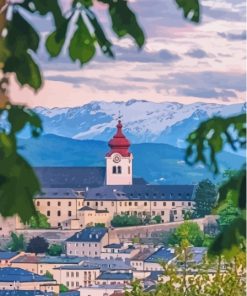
185,114,246,256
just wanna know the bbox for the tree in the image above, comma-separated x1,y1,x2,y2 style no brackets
59,284,69,293
28,211,51,229
26,236,49,254
47,244,63,256
193,179,218,218
44,271,54,280
8,232,25,252
168,221,204,247
0,0,201,223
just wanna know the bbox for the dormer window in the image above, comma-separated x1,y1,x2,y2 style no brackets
118,166,122,174
113,166,117,174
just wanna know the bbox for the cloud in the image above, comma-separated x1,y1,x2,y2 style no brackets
178,88,237,100
45,74,148,92
185,49,209,59
218,31,246,41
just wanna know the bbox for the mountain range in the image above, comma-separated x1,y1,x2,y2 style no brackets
32,100,245,148
19,134,245,185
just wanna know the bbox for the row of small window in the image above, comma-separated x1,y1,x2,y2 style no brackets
36,201,76,206
112,166,122,174
69,250,98,256
66,271,93,277
86,201,192,207
70,242,98,247
46,211,72,217
66,281,91,287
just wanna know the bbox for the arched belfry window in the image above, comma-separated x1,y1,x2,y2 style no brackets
113,166,117,174
118,166,122,174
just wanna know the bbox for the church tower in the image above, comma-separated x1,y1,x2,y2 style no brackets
105,120,133,185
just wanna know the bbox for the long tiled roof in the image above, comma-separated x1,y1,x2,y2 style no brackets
66,227,108,243
97,271,133,281
0,267,53,282
11,255,83,264
0,291,52,296
34,167,106,188
36,188,78,199
85,185,196,201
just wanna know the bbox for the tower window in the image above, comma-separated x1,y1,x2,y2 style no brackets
118,166,122,174
57,210,61,216
112,166,117,174
128,166,130,174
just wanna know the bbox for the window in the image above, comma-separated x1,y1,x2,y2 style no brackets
47,201,50,206
96,202,98,206
66,272,69,277
57,210,61,216
76,272,79,277
182,210,185,214
47,211,50,217
161,211,165,216
113,166,117,174
119,202,122,206
174,210,177,215
129,202,132,206
144,202,147,206
76,282,79,287
172,202,175,206
118,166,122,174
128,166,130,174
182,202,184,206
101,201,103,206
66,281,69,287
188,202,191,206
68,211,72,217
71,272,74,277
58,201,61,206
134,202,138,206
111,201,114,206
87,202,90,206
152,211,155,216
95,243,97,247
68,201,71,206
37,201,40,206
153,202,157,206
163,202,166,206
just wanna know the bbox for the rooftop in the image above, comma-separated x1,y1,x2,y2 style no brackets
34,167,106,188
103,243,123,249
66,227,108,243
85,185,195,201
131,249,154,261
97,271,133,281
54,264,100,270
0,251,19,260
0,267,53,283
0,291,53,296
12,255,83,265
144,247,175,263
36,188,78,199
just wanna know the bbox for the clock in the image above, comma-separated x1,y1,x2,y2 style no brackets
113,154,121,163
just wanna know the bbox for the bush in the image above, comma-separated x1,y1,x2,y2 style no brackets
28,212,51,229
153,215,162,224
111,214,143,227
47,244,63,256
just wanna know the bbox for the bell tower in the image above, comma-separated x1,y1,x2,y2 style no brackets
105,120,133,185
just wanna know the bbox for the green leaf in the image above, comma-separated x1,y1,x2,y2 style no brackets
7,105,42,136
85,9,114,58
46,18,71,57
69,15,96,65
108,0,145,48
73,0,93,8
5,10,39,54
209,217,246,256
175,0,200,23
0,152,39,223
4,53,42,90
20,0,64,27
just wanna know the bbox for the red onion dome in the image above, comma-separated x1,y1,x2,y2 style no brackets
106,120,131,157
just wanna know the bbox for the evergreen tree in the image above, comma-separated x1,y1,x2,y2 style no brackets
26,236,48,254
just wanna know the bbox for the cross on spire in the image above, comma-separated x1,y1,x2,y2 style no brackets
118,111,123,121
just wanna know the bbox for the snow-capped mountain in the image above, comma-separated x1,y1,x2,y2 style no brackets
34,100,245,147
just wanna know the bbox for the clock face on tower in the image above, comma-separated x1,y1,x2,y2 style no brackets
113,154,121,163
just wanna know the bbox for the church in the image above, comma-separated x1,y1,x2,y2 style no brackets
31,120,196,229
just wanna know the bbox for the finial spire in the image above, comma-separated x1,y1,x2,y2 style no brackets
118,111,123,122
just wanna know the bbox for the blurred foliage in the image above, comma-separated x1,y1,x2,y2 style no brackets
126,241,246,296
111,214,143,227
0,0,201,223
186,114,246,257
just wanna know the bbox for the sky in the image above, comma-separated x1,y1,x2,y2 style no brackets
11,0,246,108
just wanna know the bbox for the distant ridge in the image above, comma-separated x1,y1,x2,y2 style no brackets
19,134,245,185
